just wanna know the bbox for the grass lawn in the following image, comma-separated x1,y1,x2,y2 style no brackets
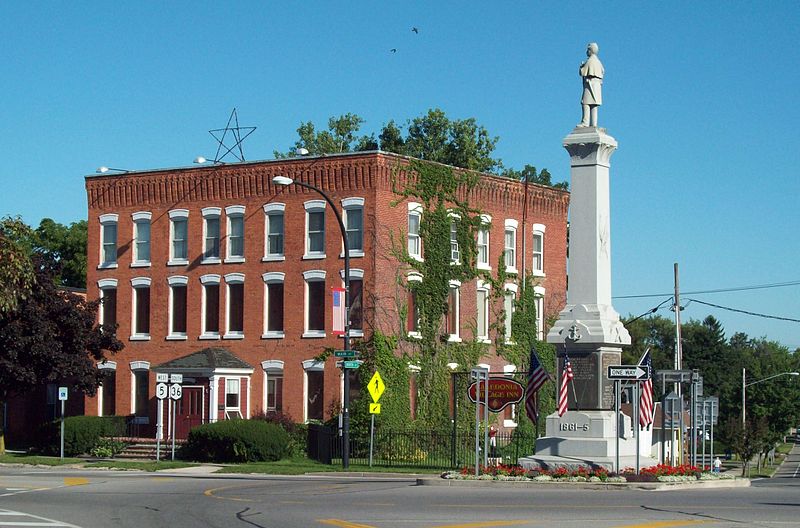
85,460,197,472
0,453,83,466
217,457,441,475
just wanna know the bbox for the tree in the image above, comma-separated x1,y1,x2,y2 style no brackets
0,217,34,314
33,218,88,288
275,113,373,157
501,165,568,190
0,256,123,453
721,415,768,476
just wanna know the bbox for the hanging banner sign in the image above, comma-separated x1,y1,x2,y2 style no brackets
467,378,524,413
332,287,345,335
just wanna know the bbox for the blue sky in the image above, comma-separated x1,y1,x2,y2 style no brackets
1,2,798,348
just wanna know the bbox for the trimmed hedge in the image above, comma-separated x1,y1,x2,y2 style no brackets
183,419,289,463
39,416,127,456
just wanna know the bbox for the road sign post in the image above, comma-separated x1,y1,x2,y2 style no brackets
58,387,68,460
169,379,182,461
155,381,168,461
367,371,385,469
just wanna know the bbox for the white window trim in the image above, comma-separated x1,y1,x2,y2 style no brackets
341,197,365,258
98,279,117,326
531,223,546,277
262,272,285,339
304,200,327,259
534,285,546,341
449,215,460,265
476,280,491,344
224,273,245,339
225,205,246,263
168,209,190,266
131,211,152,268
263,202,286,262
262,360,285,413
224,377,241,411
303,269,326,338
338,269,364,338
201,207,222,265
130,278,151,341
477,214,492,271
407,202,423,261
98,278,118,289
406,272,422,339
504,219,518,274
129,361,149,417
447,280,461,342
302,360,325,422
503,282,518,344
167,276,188,340
98,213,119,269
200,274,221,339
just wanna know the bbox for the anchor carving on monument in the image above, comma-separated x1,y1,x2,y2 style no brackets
566,324,582,342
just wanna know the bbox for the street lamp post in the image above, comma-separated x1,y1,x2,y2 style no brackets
272,175,352,469
742,369,799,425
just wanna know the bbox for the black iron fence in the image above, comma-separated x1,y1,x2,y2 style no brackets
307,425,535,469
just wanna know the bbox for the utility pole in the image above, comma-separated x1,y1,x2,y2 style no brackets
673,263,683,465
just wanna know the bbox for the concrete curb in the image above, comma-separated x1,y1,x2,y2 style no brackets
417,477,751,491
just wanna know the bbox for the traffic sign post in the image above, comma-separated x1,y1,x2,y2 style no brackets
367,371,385,468
607,365,649,381
343,361,360,370
155,382,168,461
334,350,356,358
168,380,182,461
58,387,68,460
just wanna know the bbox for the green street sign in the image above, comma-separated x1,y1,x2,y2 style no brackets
334,350,357,358
343,361,361,369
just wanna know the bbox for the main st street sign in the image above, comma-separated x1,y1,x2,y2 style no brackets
467,377,524,412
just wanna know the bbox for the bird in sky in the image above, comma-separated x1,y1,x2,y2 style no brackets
412,27,419,34
390,48,397,53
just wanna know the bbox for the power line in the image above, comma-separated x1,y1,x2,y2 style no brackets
686,298,800,323
614,279,800,299
624,297,674,324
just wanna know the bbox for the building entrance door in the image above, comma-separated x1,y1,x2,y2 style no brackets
175,386,205,439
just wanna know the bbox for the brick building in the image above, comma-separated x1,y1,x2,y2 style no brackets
80,151,568,438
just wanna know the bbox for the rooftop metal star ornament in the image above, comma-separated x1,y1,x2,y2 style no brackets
207,108,256,163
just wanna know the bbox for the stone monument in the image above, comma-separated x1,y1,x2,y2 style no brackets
519,43,655,471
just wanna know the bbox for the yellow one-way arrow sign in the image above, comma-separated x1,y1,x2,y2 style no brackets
367,371,385,402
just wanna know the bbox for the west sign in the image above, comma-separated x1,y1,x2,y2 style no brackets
467,378,525,413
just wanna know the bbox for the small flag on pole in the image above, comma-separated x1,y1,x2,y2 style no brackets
525,346,550,424
638,350,654,428
557,354,574,417
332,287,345,335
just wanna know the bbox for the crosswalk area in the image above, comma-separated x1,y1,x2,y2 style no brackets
0,508,81,527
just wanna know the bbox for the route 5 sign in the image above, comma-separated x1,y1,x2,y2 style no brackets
156,383,168,400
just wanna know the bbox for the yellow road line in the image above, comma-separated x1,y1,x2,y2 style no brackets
433,521,531,528
613,521,712,528
203,484,255,502
63,477,89,486
318,519,377,528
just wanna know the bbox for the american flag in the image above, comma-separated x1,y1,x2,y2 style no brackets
557,354,574,417
638,350,654,428
331,287,345,335
525,346,550,424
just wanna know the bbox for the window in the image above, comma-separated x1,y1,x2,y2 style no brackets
99,213,118,268
200,274,221,338
504,219,518,273
340,269,364,336
305,200,326,258
534,286,546,341
406,273,422,337
132,212,151,265
226,205,245,262
169,209,189,265
532,224,546,276
476,281,490,342
202,207,221,262
225,378,240,409
303,360,325,422
98,278,117,333
130,361,150,420
450,221,460,263
342,197,364,255
262,272,284,338
131,277,151,340
504,283,517,343
407,202,422,259
262,361,284,412
225,273,245,338
98,362,116,417
445,281,460,341
263,203,285,260
168,276,188,339
503,364,518,428
477,214,491,270
304,270,326,337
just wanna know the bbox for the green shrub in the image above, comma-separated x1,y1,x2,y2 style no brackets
39,416,127,456
251,411,308,458
183,419,289,463
89,438,128,458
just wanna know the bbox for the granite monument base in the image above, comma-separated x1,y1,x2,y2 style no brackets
519,410,657,472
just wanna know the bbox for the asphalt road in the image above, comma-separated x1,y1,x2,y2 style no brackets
2,466,800,528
